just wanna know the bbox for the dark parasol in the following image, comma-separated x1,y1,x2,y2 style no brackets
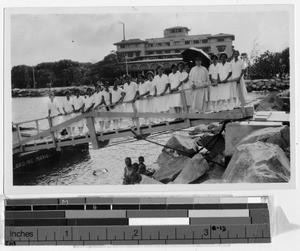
181,47,211,68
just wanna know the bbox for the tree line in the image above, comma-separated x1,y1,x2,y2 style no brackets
11,48,289,89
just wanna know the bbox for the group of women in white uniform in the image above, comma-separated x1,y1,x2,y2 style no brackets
47,50,247,137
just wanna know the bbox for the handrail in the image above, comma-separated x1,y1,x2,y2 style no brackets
12,86,199,126
13,81,246,151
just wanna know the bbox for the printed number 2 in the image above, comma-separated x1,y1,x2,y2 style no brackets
204,229,209,236
133,230,139,237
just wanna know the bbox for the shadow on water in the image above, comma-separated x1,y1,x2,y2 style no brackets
13,148,91,186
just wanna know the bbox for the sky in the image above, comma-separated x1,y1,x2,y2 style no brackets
9,6,291,66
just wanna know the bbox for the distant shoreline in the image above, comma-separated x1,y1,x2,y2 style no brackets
11,79,289,98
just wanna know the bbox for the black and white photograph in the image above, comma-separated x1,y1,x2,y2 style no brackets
7,5,292,187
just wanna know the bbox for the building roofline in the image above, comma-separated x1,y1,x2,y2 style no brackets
121,58,183,64
113,39,148,45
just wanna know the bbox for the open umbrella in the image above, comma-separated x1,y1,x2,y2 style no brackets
181,47,211,69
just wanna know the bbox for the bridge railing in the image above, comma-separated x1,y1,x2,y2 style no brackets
13,83,246,151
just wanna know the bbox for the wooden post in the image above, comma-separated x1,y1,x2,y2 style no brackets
15,124,22,143
35,120,40,133
86,116,100,149
48,117,60,151
132,102,141,135
237,81,246,116
180,90,191,127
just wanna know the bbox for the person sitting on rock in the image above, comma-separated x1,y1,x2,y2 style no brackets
130,163,142,184
138,156,146,174
123,157,134,184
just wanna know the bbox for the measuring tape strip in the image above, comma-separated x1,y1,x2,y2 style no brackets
5,197,270,246
5,224,271,245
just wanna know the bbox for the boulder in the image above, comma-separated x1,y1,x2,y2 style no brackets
138,175,163,184
223,142,290,183
198,153,226,184
256,94,285,111
173,153,209,184
153,152,190,183
233,126,289,153
162,134,198,157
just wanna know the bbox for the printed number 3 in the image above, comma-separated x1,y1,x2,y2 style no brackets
204,229,209,236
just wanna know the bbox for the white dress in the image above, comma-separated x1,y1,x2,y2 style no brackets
189,66,209,111
218,62,232,100
154,74,170,112
62,98,74,123
47,99,60,126
178,70,192,107
146,80,156,113
83,94,95,125
111,87,124,113
208,63,219,101
93,91,104,122
168,72,182,108
72,96,84,127
137,82,149,112
123,82,138,113
230,59,248,100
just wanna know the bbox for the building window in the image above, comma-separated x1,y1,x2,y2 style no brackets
164,42,170,46
128,52,133,57
174,41,181,45
217,38,225,42
178,29,182,32
164,50,170,54
136,52,140,57
175,49,180,53
217,45,226,52
148,43,153,47
202,39,208,43
156,51,162,54
185,40,190,45
193,40,199,44
120,45,125,49
171,29,176,33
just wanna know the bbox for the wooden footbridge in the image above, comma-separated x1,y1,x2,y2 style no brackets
13,87,254,155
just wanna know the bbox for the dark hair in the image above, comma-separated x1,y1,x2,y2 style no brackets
220,53,228,59
177,62,185,67
138,156,144,161
156,65,164,71
138,74,146,79
132,163,139,171
211,54,218,60
86,87,93,92
171,63,177,69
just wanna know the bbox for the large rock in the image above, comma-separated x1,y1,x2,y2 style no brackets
198,153,226,184
161,134,198,157
233,126,289,153
138,175,163,184
173,153,209,184
153,153,189,183
223,142,290,183
256,94,285,111
153,135,199,183
224,121,283,156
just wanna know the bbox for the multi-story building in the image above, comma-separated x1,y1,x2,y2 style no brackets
114,26,235,76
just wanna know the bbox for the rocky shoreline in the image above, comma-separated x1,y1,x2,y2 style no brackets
141,94,290,184
11,79,289,98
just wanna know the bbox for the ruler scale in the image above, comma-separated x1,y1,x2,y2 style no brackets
4,196,271,246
